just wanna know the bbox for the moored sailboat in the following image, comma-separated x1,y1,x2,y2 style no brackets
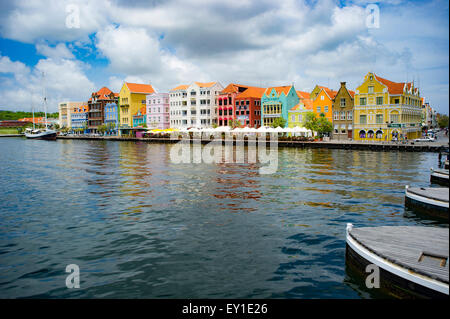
25,73,57,140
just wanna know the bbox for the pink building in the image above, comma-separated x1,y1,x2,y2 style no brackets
146,92,170,129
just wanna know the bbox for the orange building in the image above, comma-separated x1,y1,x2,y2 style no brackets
310,85,337,122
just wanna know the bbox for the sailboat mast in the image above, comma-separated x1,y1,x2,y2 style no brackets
42,72,48,130
32,95,35,130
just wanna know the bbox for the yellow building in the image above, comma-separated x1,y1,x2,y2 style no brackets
354,72,422,141
118,82,155,129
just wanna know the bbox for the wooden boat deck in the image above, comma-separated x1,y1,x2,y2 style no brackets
406,187,449,203
348,226,449,285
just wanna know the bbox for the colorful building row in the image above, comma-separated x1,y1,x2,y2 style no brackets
58,71,435,141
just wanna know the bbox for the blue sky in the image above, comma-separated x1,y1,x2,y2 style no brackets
0,0,448,114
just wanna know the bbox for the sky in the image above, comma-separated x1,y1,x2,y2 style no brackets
0,0,448,114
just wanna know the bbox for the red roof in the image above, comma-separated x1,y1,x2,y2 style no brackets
373,74,409,95
126,82,155,94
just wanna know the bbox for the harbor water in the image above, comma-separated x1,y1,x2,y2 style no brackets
0,137,447,298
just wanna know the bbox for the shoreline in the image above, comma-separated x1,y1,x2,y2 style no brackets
2,134,447,152
54,135,448,152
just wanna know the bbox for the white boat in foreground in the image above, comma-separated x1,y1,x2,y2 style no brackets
346,224,449,298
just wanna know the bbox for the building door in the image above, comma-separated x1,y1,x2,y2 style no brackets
348,130,352,139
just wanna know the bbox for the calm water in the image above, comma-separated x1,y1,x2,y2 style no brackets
0,137,447,299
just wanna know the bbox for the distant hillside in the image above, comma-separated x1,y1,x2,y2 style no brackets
0,110,59,120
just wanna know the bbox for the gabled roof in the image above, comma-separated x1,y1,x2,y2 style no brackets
264,86,293,97
302,98,313,110
134,106,147,116
235,86,266,99
125,82,155,94
323,87,337,100
170,84,189,91
297,91,311,99
289,103,307,112
373,74,410,95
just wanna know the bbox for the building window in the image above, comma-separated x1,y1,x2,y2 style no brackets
360,98,367,106
368,86,374,93
376,114,383,124
340,111,345,120
376,97,383,105
324,106,328,113
360,115,367,124
340,98,346,107
291,115,295,122
317,106,321,113
333,112,339,120
347,111,353,120
390,113,399,123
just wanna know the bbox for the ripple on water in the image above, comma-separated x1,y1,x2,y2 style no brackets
0,139,446,298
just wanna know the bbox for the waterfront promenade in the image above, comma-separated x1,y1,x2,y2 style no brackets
55,134,448,152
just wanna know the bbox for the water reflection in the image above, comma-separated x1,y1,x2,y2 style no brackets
0,138,445,299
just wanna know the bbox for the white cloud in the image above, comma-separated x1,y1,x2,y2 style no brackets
0,54,94,112
36,43,75,60
0,0,448,113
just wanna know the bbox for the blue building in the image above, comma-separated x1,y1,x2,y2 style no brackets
104,102,119,135
70,105,89,132
261,85,299,127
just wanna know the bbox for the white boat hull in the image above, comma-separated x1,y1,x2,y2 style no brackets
25,130,57,140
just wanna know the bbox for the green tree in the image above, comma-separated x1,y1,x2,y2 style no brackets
212,122,218,129
302,112,319,132
438,114,449,128
316,114,333,137
271,117,287,128
229,119,241,129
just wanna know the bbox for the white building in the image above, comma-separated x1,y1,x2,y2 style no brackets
58,101,84,128
169,82,223,128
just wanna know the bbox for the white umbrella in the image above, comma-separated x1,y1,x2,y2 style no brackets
215,126,231,132
274,126,284,132
256,126,268,132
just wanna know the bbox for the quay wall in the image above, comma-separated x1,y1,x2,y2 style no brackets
54,135,449,153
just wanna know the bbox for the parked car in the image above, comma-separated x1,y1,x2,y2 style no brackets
414,136,435,142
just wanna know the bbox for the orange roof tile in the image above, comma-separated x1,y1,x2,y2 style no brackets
220,83,250,94
324,88,337,99
289,103,306,111
297,91,311,99
303,98,313,110
194,81,216,88
373,74,409,95
235,86,266,99
126,82,155,94
170,84,189,91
